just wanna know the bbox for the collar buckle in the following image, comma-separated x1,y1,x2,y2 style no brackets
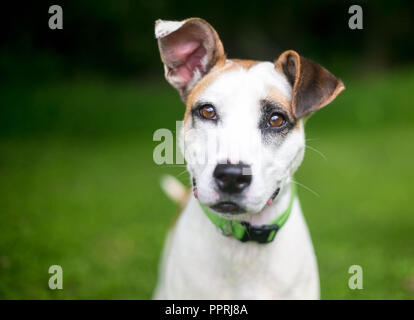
239,222,280,244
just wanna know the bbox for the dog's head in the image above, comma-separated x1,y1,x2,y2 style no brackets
155,18,344,216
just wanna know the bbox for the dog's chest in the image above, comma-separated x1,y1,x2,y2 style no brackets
157,197,319,299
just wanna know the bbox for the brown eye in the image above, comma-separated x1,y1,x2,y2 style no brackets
269,113,285,128
199,104,217,120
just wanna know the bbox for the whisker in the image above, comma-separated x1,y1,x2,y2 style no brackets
176,169,189,178
305,145,327,161
291,179,320,198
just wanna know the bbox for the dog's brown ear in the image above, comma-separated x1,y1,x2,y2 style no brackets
275,50,345,119
155,18,226,100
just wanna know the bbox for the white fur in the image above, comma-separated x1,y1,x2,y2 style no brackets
155,20,186,39
154,61,320,299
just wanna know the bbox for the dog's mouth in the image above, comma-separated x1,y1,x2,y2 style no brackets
210,187,281,215
210,188,279,214
193,178,281,215
210,202,245,214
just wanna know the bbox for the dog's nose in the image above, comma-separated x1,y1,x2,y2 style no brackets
213,163,252,194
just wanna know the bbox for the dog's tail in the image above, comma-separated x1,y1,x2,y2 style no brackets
160,175,189,207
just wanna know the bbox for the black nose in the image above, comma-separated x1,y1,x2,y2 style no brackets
213,163,252,194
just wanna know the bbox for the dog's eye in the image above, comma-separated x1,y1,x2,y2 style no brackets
268,113,285,128
199,104,217,120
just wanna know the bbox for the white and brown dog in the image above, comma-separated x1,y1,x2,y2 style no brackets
153,18,344,299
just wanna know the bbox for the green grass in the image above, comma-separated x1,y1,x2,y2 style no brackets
0,68,414,299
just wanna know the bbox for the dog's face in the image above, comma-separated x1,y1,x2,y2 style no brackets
156,18,344,216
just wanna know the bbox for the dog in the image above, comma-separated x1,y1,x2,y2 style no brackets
153,17,344,299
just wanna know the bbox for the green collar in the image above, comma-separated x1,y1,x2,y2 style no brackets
199,183,296,244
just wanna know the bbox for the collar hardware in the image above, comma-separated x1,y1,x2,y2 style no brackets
239,221,280,243
199,183,296,244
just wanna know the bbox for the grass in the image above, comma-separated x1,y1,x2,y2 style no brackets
0,67,414,299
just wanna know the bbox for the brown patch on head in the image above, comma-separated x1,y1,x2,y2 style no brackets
184,60,240,121
184,59,265,122
230,59,261,70
265,86,292,115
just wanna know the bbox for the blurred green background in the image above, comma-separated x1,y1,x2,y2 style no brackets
1,0,413,299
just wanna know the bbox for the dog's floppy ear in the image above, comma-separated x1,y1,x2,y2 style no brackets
275,50,345,119
155,18,225,100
